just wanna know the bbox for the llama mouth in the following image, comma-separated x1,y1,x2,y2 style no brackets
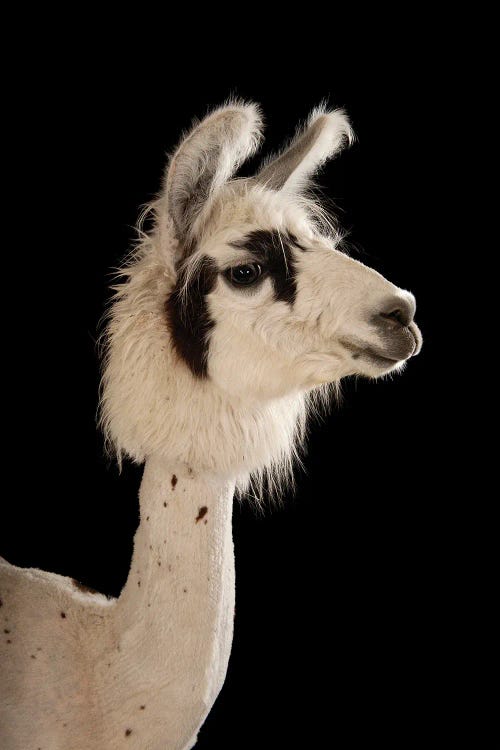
408,322,423,356
362,349,402,367
340,339,406,369
341,325,421,369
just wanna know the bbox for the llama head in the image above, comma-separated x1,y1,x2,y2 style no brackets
101,101,422,482
162,102,421,399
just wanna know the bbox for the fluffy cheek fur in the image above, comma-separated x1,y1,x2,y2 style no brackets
207,277,304,399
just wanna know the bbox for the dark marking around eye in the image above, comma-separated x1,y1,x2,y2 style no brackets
231,229,298,305
165,256,217,378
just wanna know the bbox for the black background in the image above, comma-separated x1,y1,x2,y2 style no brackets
1,30,456,748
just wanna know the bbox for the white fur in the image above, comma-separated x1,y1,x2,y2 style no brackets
1,461,234,750
0,100,421,749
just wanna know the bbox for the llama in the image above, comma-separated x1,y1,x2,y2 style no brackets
0,101,422,750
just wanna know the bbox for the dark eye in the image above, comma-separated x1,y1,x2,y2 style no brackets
225,263,262,286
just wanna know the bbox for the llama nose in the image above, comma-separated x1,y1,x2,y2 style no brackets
377,294,416,328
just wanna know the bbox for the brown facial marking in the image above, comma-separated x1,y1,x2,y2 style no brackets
140,705,145,710
60,612,66,619
137,581,141,587
171,474,178,488
6,639,11,643
0,598,3,606
4,629,10,634
125,728,132,736
183,588,188,593
31,654,36,659
195,506,208,523
163,502,167,507
165,257,217,378
231,229,298,305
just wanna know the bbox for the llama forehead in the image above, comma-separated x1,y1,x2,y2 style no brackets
199,183,316,247
202,225,305,267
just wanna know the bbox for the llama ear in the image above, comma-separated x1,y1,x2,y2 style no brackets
255,107,354,193
164,101,263,253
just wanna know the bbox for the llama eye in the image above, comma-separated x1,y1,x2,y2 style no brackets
225,263,262,286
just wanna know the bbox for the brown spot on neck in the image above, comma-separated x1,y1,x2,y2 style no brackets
195,506,208,523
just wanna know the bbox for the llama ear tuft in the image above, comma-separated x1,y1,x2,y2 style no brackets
164,101,263,255
255,107,354,193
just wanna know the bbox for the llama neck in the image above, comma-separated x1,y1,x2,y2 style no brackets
108,455,236,746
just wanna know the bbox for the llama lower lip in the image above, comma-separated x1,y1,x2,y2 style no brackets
363,350,401,367
341,339,402,368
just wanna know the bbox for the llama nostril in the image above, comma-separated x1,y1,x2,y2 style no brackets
378,296,415,328
381,308,405,326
